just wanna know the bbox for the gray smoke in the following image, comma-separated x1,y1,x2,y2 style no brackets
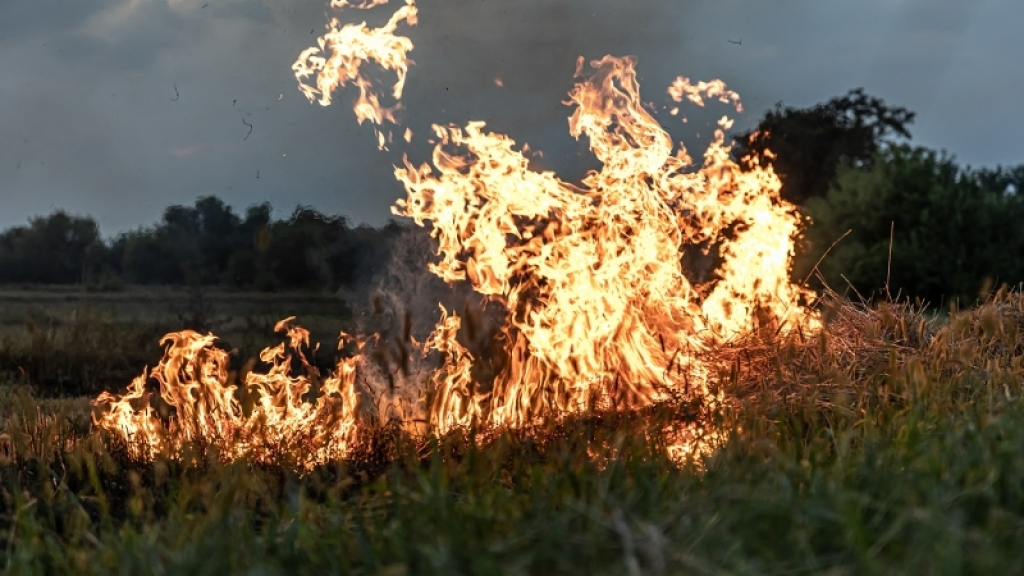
351,224,507,425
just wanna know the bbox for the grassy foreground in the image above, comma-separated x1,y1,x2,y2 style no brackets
1,292,1024,574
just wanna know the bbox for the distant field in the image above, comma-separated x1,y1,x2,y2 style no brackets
0,284,354,323
0,285,359,397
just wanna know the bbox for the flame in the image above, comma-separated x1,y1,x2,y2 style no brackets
93,0,817,469
668,77,743,113
331,0,392,8
393,55,814,426
93,319,361,469
292,0,417,148
424,306,485,435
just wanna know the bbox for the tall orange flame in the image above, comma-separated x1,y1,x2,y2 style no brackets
93,0,817,468
394,54,815,430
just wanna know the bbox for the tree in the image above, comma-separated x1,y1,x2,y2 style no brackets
736,89,915,205
257,207,350,290
119,197,250,286
222,203,272,288
0,211,101,284
333,220,407,290
0,196,422,292
797,145,1024,305
120,229,182,285
974,165,1024,198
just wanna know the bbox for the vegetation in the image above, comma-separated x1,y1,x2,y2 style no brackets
0,286,361,397
0,292,1023,573
3,90,1022,307
1,88,1022,573
0,198,408,292
736,88,917,205
735,89,1024,305
796,145,1024,305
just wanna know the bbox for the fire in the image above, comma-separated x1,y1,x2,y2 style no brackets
668,77,743,113
93,0,818,468
393,54,814,427
93,319,361,469
292,0,417,148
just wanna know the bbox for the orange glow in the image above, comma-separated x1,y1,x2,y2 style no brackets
94,0,817,468
668,77,743,113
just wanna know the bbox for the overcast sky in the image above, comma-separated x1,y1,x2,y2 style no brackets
1,0,1021,234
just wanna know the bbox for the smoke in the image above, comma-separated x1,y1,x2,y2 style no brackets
352,225,507,424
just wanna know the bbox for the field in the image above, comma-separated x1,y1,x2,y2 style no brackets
1,287,1024,574
0,286,359,397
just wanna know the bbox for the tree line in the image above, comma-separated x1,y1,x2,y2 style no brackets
0,198,406,292
1,89,1023,305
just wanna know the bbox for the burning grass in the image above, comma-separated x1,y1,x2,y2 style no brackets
95,7,824,466
6,0,1022,569
0,287,355,397
1,293,1024,573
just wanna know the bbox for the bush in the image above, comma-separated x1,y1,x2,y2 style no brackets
797,145,1024,305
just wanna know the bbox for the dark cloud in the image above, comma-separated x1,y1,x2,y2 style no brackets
0,0,1021,234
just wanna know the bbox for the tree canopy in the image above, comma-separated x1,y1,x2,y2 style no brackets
796,145,1024,305
735,88,916,205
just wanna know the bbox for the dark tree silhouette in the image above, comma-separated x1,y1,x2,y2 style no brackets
735,88,916,205
0,212,101,284
797,145,1024,304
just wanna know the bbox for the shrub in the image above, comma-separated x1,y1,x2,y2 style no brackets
796,145,1024,305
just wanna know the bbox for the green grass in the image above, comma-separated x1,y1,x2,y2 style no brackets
0,290,1023,574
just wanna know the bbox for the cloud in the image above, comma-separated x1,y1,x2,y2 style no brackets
0,1,97,45
83,0,150,40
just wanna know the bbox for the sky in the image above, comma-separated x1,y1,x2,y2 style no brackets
0,0,1021,235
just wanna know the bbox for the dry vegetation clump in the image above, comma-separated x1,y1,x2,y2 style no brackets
0,312,170,397
930,289,1024,391
714,290,1023,423
711,294,930,414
